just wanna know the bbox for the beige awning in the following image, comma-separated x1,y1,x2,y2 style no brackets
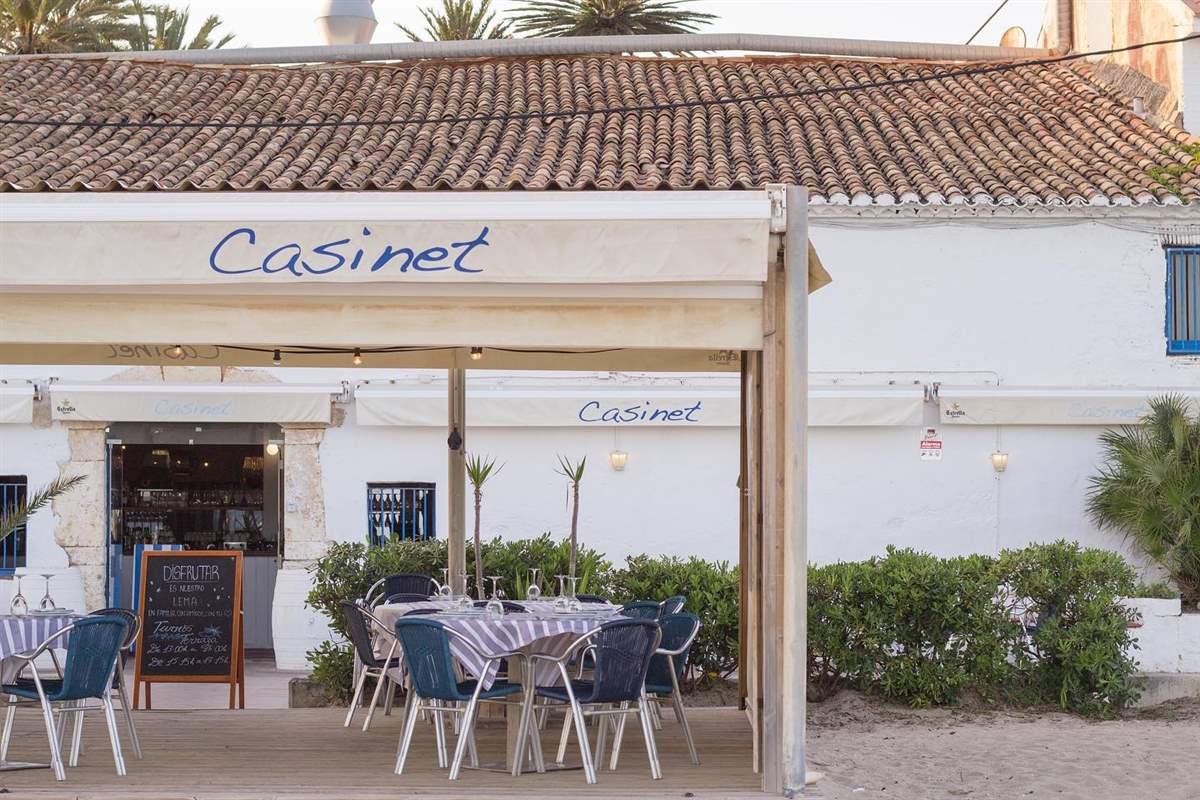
0,384,34,424
49,382,342,424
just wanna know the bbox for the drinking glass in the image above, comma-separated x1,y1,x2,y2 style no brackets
39,573,56,611
438,568,452,598
9,575,28,616
485,576,504,617
526,568,542,601
457,594,474,612
555,574,567,598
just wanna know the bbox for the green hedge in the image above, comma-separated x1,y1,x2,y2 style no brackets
305,537,1141,718
808,542,1141,718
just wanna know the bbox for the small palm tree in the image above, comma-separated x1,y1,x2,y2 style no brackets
555,455,586,581
510,0,714,38
127,2,232,50
0,474,86,541
465,453,503,600
1088,395,1200,606
0,0,134,54
398,0,510,41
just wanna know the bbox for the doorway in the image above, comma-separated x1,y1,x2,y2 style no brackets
106,422,283,654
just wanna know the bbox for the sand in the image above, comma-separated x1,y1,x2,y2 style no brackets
807,692,1200,800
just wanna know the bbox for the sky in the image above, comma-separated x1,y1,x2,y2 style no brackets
180,1,1049,51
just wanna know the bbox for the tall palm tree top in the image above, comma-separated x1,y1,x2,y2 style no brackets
511,0,715,38
129,2,233,50
399,0,511,42
0,0,135,54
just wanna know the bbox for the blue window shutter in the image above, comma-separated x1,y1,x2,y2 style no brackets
1166,247,1200,355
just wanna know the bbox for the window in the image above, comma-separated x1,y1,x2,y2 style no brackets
0,475,29,575
1167,246,1200,354
367,482,436,545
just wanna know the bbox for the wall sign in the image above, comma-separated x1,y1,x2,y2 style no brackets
133,550,245,710
919,427,942,461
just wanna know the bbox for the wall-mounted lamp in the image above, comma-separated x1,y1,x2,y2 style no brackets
266,442,281,456
469,347,484,361
352,348,363,366
609,450,628,471
990,451,1009,473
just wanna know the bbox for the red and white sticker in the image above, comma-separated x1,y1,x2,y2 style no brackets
920,427,942,461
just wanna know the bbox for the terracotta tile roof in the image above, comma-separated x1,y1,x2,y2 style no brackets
0,54,1196,205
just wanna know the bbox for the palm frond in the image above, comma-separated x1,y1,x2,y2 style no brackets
511,0,714,38
399,0,511,41
555,454,586,483
465,453,503,489
0,474,86,540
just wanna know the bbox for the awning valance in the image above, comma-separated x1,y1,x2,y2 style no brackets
49,383,342,424
355,385,923,428
0,384,34,424
938,387,1200,426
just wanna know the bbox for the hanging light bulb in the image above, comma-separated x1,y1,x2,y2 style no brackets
469,347,484,361
272,349,282,366
353,348,363,366
170,344,184,357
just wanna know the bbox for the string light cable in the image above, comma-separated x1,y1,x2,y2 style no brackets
0,32,1196,133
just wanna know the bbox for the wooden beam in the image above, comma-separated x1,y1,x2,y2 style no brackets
781,186,809,794
447,368,467,595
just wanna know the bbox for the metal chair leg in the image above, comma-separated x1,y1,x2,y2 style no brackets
384,679,397,716
0,695,17,761
37,695,66,781
101,692,127,777
432,700,449,769
114,662,143,759
671,686,699,765
362,669,387,732
513,689,540,776
449,687,484,780
68,703,84,767
636,695,663,780
593,711,609,767
555,704,573,764
609,701,630,771
570,700,596,784
344,667,368,728
394,695,421,775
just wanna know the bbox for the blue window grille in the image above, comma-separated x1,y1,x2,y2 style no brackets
367,482,436,546
0,476,29,575
1167,246,1200,355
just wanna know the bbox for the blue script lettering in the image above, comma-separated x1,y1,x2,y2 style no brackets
209,226,491,278
578,401,703,424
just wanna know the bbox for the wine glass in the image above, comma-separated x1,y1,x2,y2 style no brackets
526,568,542,601
438,568,452,599
554,574,567,598
485,576,504,617
9,575,28,616
567,576,582,612
39,573,56,611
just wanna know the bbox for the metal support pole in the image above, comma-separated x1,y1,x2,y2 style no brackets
448,367,467,595
781,185,809,796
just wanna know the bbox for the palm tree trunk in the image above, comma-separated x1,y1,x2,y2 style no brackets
568,482,579,582
473,487,484,600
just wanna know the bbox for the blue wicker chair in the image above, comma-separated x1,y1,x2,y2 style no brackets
383,593,434,605
659,595,687,617
0,616,129,781
365,574,436,607
520,618,663,784
82,608,143,762
392,618,525,780
341,601,402,732
612,612,701,767
619,601,662,619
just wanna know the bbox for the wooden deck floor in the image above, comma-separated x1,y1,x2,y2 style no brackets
0,705,763,799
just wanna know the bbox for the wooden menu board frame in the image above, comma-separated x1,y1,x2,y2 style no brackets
132,550,245,710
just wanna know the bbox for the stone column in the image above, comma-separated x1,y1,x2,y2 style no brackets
281,425,329,566
54,422,109,609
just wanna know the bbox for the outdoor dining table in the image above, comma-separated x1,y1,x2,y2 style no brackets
372,598,622,770
0,612,79,772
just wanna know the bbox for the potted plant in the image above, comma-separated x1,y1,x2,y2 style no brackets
465,454,502,600
555,455,586,582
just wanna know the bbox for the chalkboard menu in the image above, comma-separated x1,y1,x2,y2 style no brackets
133,550,245,709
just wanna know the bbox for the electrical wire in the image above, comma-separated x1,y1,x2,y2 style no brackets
0,32,1196,132
965,0,1011,46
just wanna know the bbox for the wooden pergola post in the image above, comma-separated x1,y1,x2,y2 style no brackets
447,367,467,595
757,185,809,795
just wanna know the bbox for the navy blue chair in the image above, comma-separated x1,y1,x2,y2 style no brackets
365,574,436,606
383,592,434,605
659,595,687,617
0,616,129,781
86,608,143,761
341,601,402,732
576,594,609,604
521,618,663,784
620,601,662,619
627,612,701,767
393,618,524,780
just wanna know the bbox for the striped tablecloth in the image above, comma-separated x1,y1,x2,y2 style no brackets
0,614,78,682
373,600,621,689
